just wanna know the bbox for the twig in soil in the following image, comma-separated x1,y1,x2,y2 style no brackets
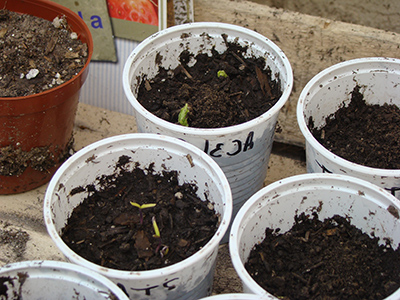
258,252,271,274
303,261,324,274
193,235,210,245
231,52,248,70
292,272,308,284
176,64,193,80
145,80,152,91
99,238,118,248
45,36,58,54
255,66,272,98
229,91,243,97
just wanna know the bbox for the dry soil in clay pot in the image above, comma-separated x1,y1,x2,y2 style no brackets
309,85,400,170
61,155,219,271
0,8,89,185
136,36,282,128
0,9,88,97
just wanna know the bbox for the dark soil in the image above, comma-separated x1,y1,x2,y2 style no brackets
61,155,219,271
0,9,88,97
137,35,282,128
245,211,400,300
309,85,400,169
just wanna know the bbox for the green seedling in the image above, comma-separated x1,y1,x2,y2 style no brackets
178,103,189,127
130,202,156,224
217,70,228,78
152,216,169,257
152,216,161,238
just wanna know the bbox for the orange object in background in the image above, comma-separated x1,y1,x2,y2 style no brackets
0,0,93,194
107,0,158,26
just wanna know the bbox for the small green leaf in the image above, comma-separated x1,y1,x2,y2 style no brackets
141,203,156,209
130,202,156,209
217,70,228,78
178,103,189,127
130,202,141,208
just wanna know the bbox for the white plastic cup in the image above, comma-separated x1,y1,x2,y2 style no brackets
43,133,232,300
198,293,274,300
297,57,400,199
123,22,293,237
0,260,129,299
229,173,400,299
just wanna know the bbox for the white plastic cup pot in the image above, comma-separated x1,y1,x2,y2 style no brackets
123,22,293,238
0,260,129,299
198,293,274,300
43,133,232,300
297,57,400,199
229,173,400,299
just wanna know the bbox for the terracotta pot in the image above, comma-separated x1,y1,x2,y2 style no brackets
0,0,93,194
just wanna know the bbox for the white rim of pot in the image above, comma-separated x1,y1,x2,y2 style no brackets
44,133,232,281
296,57,400,177
0,260,130,299
229,173,400,299
122,22,293,136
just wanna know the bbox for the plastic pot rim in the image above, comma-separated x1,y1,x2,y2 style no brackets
0,260,130,300
122,22,293,136
44,133,233,281
296,56,400,176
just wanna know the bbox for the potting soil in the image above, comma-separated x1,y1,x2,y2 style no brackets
309,85,400,169
61,155,219,271
245,211,400,299
137,36,282,128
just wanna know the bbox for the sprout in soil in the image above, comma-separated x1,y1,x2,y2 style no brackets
152,216,169,257
178,103,190,127
152,215,161,238
130,202,156,225
217,70,228,78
